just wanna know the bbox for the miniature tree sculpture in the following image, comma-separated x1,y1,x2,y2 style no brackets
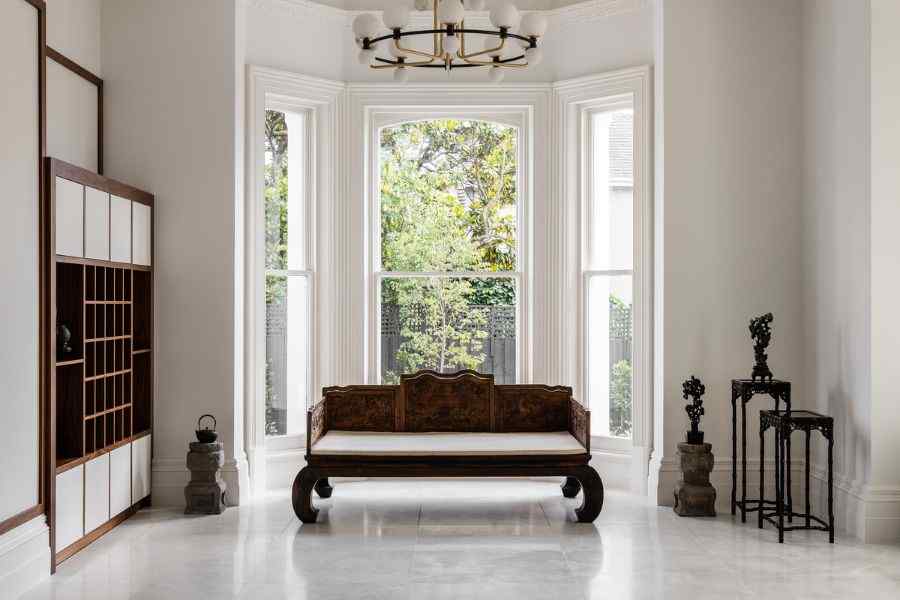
749,312,774,381
683,376,706,444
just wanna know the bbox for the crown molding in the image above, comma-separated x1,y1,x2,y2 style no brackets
242,0,650,27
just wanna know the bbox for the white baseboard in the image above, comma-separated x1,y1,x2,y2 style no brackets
654,456,806,513
0,516,49,600
809,465,900,543
152,454,250,507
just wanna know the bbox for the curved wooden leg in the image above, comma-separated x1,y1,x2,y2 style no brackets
292,466,320,523
573,466,604,523
561,476,581,498
315,477,333,499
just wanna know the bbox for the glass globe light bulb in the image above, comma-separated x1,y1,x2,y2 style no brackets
442,35,460,55
524,46,542,66
437,0,465,24
352,13,381,39
383,5,410,30
358,48,375,65
519,13,547,37
467,0,486,10
489,2,519,29
489,66,505,83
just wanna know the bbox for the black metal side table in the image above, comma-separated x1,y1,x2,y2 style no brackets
759,410,834,543
731,379,792,522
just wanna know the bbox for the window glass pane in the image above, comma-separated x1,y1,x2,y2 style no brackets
265,110,288,271
265,110,307,271
587,109,633,271
380,277,516,384
586,274,633,438
265,274,310,436
380,120,518,272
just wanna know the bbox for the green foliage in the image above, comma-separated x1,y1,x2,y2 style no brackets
610,359,632,437
380,119,518,378
264,111,289,272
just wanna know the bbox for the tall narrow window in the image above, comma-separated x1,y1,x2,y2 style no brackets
585,107,634,439
264,109,311,437
378,119,520,383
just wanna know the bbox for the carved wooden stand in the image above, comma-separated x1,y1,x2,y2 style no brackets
673,442,716,517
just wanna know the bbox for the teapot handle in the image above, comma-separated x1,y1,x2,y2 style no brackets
197,414,217,431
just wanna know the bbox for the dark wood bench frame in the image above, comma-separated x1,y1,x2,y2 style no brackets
292,370,603,523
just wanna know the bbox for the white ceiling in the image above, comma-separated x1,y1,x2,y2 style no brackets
303,1,592,11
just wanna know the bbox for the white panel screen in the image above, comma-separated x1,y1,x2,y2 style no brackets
55,176,84,257
0,0,40,522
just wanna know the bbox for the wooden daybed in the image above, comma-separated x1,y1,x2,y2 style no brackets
292,370,603,523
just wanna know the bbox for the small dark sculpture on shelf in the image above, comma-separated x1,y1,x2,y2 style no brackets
749,313,774,381
683,376,706,444
56,324,73,356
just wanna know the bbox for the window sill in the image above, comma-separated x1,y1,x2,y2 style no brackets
265,434,306,452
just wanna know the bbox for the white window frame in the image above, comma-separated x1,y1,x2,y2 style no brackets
368,110,530,384
245,66,344,488
554,67,652,484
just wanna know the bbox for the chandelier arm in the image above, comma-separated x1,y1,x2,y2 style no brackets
367,29,534,47
394,38,441,61
459,37,506,60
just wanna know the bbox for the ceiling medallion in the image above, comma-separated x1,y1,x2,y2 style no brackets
353,0,547,83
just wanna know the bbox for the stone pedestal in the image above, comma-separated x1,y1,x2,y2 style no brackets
184,441,226,515
673,442,716,517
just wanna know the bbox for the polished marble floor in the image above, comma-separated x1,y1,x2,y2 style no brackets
22,479,900,599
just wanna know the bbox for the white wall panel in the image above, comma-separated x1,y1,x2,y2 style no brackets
46,60,99,173
110,195,132,263
84,453,110,533
85,186,110,260
55,466,84,550
132,202,152,266
131,435,151,502
56,177,85,257
110,443,132,516
0,0,41,523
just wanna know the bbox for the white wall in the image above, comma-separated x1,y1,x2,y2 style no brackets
654,0,805,506
868,0,900,541
102,0,248,506
245,0,653,83
799,0,871,538
45,0,102,171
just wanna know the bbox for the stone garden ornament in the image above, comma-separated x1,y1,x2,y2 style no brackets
674,376,716,517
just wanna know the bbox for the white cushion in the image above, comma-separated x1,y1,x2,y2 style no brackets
311,431,586,456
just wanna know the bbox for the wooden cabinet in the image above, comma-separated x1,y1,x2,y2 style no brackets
132,202,152,266
84,187,110,260
132,434,151,502
47,158,154,569
84,454,110,534
109,444,132,517
55,177,84,257
55,466,84,551
110,195,132,263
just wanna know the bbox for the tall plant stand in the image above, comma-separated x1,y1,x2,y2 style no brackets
731,379,792,522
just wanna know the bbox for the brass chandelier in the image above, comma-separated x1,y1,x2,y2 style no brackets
353,0,548,82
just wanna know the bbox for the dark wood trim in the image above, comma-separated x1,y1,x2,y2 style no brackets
46,47,101,87
0,504,44,537
45,46,103,174
55,430,151,475
49,158,153,206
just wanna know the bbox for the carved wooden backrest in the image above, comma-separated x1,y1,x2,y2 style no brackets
495,385,572,432
322,386,399,431
308,370,590,454
401,370,494,432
